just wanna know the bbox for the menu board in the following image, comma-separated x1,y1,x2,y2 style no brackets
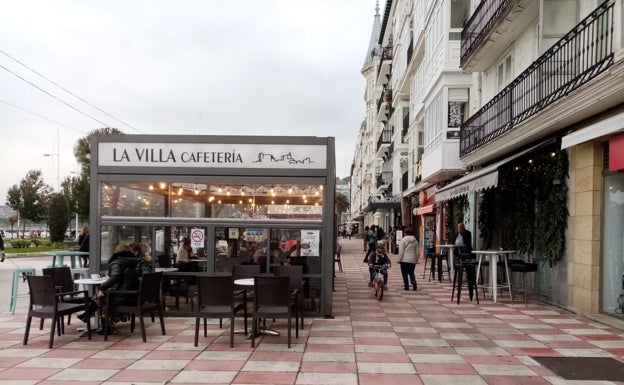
300,230,320,256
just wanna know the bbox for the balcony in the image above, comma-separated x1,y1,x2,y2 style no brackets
376,89,393,123
376,45,393,85
402,112,409,138
460,1,615,157
376,171,393,189
376,129,393,158
460,0,537,71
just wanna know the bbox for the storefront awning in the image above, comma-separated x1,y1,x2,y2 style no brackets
561,111,624,149
415,204,435,215
436,143,547,202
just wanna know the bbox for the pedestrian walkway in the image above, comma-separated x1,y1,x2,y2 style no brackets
0,238,623,384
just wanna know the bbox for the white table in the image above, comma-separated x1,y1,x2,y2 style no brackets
472,250,515,303
234,277,279,337
74,277,108,330
436,245,457,277
155,267,179,272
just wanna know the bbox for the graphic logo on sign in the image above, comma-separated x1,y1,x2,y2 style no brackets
190,228,205,248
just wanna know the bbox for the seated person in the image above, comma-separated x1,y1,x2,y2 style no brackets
79,244,140,333
177,237,194,263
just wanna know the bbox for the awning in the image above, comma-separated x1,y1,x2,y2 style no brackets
561,111,624,149
415,204,435,215
436,142,548,202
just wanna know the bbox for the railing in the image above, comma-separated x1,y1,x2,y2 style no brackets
376,171,393,188
402,112,409,137
460,0,513,65
376,129,393,153
460,1,614,157
376,45,394,81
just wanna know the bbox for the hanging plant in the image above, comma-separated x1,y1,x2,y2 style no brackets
537,150,569,266
478,190,493,249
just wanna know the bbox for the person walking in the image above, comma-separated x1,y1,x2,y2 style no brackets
0,230,5,262
397,227,418,291
363,225,377,263
78,225,90,267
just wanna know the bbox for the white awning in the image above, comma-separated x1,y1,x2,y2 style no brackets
436,143,547,202
561,111,624,149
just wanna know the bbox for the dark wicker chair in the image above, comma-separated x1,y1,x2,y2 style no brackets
251,275,294,348
105,271,166,342
194,275,247,347
273,265,304,331
42,266,84,326
23,275,92,348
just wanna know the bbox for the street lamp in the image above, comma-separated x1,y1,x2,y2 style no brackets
43,153,60,189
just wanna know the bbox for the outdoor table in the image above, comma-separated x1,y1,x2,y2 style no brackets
45,251,90,269
155,267,179,272
234,277,280,337
472,250,516,303
436,244,457,277
74,277,108,331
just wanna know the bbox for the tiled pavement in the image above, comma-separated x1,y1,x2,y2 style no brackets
1,239,624,385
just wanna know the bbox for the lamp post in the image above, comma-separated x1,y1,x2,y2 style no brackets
43,153,60,189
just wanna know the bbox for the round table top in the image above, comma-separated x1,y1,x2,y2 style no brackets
74,277,108,285
234,278,254,286
155,267,179,272
472,250,516,254
45,251,90,256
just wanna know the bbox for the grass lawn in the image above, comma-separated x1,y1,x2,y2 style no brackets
5,245,58,254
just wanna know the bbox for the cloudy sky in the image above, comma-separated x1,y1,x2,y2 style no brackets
0,0,378,201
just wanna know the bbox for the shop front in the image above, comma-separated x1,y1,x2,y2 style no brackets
90,134,336,317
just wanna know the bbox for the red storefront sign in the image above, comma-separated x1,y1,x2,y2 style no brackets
610,133,624,171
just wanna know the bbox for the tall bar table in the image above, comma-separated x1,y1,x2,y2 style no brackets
472,250,516,303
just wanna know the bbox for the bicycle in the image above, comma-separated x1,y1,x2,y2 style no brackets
371,265,387,300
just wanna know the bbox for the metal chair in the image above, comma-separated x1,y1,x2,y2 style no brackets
105,271,166,342
23,275,92,348
451,256,480,304
251,275,294,348
194,275,247,347
510,260,539,306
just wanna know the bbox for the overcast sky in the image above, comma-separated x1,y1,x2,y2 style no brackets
0,0,377,202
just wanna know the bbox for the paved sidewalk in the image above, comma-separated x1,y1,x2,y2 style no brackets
0,238,623,384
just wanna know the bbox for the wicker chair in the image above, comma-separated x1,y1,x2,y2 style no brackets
23,275,92,348
194,275,247,347
105,271,166,342
42,266,84,326
251,275,294,348
273,265,304,331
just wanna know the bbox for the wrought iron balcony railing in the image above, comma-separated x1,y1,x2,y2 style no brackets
376,45,394,83
460,0,513,65
460,0,614,157
376,129,393,153
376,171,393,188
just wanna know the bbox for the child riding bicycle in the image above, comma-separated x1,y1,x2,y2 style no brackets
368,242,391,289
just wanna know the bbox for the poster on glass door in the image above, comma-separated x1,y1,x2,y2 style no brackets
300,230,320,256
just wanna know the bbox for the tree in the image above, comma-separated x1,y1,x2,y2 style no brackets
335,192,350,216
6,170,52,236
7,215,18,238
48,193,70,243
73,127,124,221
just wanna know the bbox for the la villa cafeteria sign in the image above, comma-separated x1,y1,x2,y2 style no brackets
98,142,327,169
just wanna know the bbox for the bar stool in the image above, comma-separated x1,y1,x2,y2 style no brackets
10,267,37,314
510,261,539,306
427,253,451,282
451,259,479,304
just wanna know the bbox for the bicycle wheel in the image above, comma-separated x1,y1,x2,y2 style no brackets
378,283,384,300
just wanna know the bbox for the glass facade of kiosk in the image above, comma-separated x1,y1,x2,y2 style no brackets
97,180,325,314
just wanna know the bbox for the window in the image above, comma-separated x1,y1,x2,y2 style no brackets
497,54,513,89
450,0,470,29
448,88,469,129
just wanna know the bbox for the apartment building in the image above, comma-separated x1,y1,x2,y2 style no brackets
353,0,624,325
351,0,472,254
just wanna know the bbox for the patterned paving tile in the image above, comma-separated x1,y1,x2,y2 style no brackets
2,242,624,385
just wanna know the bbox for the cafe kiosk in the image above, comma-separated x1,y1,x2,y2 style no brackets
90,134,336,317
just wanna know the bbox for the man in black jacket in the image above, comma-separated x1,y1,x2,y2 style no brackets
455,222,473,255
